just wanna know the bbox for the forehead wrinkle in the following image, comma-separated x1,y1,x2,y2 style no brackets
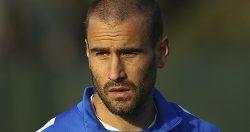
92,25,125,34
93,33,127,38
89,27,128,39
91,30,130,42
93,38,128,42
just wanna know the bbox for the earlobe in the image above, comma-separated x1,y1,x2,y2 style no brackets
85,39,92,69
161,36,169,57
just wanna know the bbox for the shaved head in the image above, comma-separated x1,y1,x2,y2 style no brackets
84,0,163,46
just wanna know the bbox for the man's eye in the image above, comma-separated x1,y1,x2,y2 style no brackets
95,52,109,56
121,52,137,57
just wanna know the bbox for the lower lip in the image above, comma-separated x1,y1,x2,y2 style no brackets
109,90,133,99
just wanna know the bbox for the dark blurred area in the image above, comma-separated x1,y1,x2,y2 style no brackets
0,0,249,131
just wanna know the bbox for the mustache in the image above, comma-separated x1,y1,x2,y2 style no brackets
103,80,137,91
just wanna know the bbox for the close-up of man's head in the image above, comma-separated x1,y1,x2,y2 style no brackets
83,0,169,116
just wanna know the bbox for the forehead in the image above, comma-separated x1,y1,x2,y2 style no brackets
87,15,149,48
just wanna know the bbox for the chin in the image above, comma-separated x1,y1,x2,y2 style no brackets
106,99,140,116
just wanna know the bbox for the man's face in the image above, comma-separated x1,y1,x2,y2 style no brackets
86,15,159,115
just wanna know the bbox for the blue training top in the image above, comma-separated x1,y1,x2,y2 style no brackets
38,87,220,132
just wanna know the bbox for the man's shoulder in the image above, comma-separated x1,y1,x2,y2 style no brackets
37,104,84,132
168,102,221,132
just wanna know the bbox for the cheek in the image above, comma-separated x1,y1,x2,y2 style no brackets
125,55,156,83
89,59,109,87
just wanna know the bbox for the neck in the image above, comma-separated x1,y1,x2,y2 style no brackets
92,93,156,131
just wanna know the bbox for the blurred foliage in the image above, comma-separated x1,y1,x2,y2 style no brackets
0,0,249,131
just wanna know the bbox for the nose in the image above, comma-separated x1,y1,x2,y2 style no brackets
109,55,126,82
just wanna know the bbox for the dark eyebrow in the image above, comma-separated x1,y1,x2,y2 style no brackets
119,48,144,53
90,47,144,53
90,48,109,53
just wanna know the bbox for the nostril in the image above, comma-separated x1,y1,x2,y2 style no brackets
115,78,125,83
110,76,125,83
109,71,126,82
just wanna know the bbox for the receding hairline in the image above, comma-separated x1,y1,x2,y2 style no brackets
88,10,146,27
86,13,151,46
84,0,164,45
87,11,150,33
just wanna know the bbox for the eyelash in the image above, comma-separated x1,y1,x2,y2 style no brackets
121,52,137,57
95,52,109,56
94,51,139,57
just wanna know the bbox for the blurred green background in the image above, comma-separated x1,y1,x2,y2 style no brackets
0,0,249,131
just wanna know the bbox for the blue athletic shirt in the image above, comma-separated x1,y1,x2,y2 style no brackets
38,87,220,132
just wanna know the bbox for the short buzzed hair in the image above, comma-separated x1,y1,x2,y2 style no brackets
84,0,163,46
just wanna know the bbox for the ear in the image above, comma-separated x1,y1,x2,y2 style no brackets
85,39,90,57
156,36,169,68
85,39,93,70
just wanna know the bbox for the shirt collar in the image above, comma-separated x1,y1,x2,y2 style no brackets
149,88,182,131
78,87,182,131
78,87,105,131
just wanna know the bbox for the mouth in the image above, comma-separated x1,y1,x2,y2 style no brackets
108,87,133,99
109,87,130,92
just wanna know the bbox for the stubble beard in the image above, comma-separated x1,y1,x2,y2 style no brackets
94,78,145,116
91,62,157,117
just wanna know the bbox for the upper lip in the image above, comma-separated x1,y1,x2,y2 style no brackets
109,87,130,92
